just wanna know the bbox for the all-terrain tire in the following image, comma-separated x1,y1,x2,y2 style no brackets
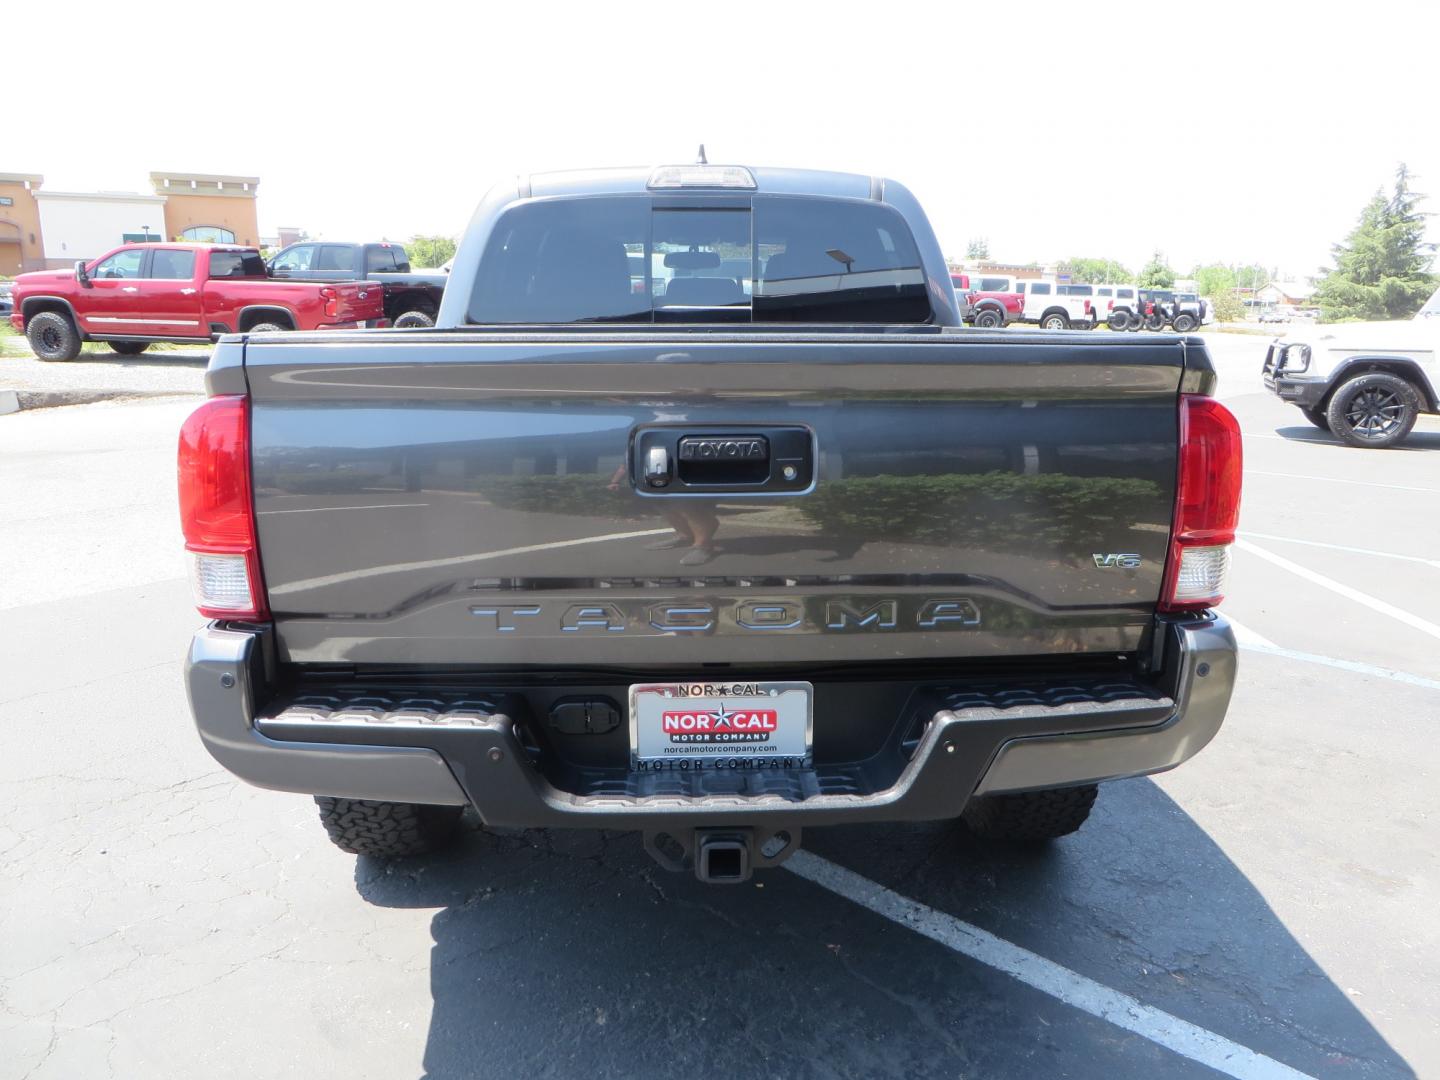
109,341,149,356
1324,371,1421,449
1298,405,1330,431
392,309,436,329
314,797,464,857
962,784,1099,842
247,322,287,335
1107,312,1130,331
26,311,83,361
1172,313,1198,332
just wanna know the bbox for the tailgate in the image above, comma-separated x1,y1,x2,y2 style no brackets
244,330,1187,667
331,281,385,321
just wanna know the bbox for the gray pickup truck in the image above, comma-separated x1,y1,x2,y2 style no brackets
182,162,1242,883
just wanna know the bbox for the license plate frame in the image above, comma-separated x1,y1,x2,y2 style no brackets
628,680,813,770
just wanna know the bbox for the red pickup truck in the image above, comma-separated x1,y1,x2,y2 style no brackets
9,243,388,361
950,272,1024,329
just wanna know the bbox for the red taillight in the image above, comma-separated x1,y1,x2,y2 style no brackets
1159,395,1243,612
320,285,338,318
178,395,267,620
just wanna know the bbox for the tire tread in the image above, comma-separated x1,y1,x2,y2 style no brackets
314,797,462,857
962,784,1098,842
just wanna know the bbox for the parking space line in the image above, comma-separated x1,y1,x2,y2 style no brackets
1235,540,1440,643
1245,470,1440,495
1225,615,1278,649
1240,531,1440,569
785,852,1315,1080
1238,641,1440,692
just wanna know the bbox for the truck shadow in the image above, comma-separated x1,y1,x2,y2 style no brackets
1273,424,1440,451
355,778,1414,1080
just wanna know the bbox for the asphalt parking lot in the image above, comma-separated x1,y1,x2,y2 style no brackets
1,332,1436,1079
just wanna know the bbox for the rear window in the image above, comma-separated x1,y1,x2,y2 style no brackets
468,195,930,325
365,245,409,273
210,251,267,278
1029,282,1051,295
977,276,1010,291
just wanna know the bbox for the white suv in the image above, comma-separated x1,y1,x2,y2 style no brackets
1262,286,1440,447
1015,281,1095,329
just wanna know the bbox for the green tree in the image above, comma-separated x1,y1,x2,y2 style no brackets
406,234,458,269
1061,257,1132,283
1233,264,1270,291
966,237,991,260
1192,263,1235,297
1190,264,1245,322
1136,252,1176,288
1313,164,1436,322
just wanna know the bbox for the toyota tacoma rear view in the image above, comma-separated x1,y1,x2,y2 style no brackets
182,162,1242,884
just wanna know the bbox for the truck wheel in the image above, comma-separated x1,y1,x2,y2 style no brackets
248,322,286,335
25,311,83,362
1143,313,1165,331
1324,371,1420,448
314,797,464,857
1040,312,1069,330
109,341,149,356
973,308,1003,329
1107,312,1130,331
1172,313,1198,332
392,309,435,329
1298,405,1330,431
962,784,1098,842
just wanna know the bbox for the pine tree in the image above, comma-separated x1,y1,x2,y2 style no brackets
1137,252,1175,288
1315,165,1436,322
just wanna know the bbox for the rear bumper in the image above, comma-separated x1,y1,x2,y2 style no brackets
187,615,1237,826
316,318,391,330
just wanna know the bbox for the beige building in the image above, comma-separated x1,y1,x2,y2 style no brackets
0,170,261,273
150,171,261,246
0,173,46,275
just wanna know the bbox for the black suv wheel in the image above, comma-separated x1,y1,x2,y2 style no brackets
1325,371,1420,448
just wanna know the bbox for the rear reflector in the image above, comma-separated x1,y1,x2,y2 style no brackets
1160,395,1242,612
178,395,267,620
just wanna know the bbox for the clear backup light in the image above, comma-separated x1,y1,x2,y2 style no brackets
1160,395,1243,612
189,552,254,612
647,165,757,190
1169,545,1232,605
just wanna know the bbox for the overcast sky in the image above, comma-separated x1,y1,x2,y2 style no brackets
9,1,1435,281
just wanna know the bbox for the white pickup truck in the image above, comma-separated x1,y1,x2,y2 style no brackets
1014,281,1095,329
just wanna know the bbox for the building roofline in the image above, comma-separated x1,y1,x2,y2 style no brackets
150,171,261,185
0,172,44,186
34,190,166,204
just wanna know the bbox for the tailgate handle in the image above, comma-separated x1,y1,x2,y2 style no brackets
633,426,812,495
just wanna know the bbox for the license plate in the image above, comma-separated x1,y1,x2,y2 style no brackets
629,681,812,770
